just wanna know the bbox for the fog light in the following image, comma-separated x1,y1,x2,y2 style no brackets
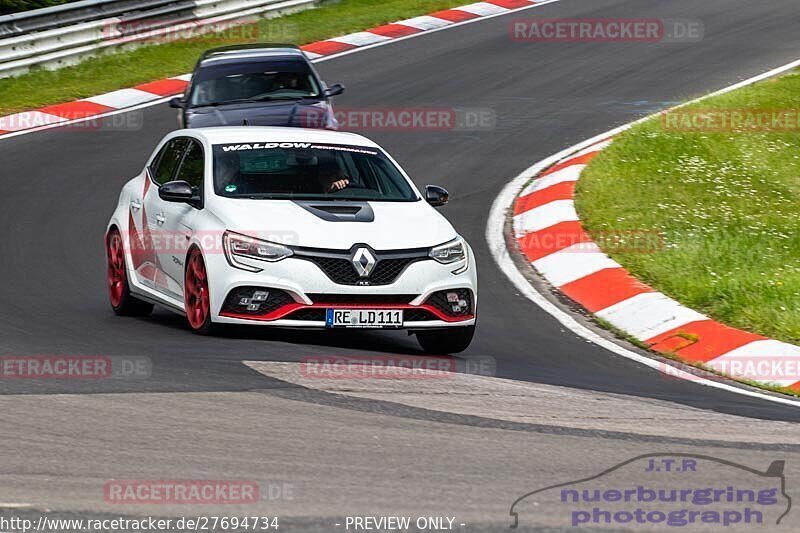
239,297,251,305
253,291,269,302
247,303,260,311
446,292,459,303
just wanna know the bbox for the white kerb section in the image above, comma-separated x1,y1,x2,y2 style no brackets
329,32,393,47
709,340,800,388
532,242,620,287
596,292,708,341
85,88,161,108
0,111,66,131
456,2,510,16
513,199,579,237
395,16,454,30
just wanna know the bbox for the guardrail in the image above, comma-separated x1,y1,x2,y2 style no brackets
0,0,322,78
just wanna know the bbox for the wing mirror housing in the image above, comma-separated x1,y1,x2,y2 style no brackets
324,83,345,97
169,97,185,109
159,180,201,208
425,185,449,207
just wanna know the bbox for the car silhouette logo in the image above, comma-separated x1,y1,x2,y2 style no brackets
352,247,377,277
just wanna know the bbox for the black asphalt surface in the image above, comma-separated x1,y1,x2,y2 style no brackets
2,0,798,414
0,2,799,523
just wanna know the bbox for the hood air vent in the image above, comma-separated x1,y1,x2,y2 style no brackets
294,201,375,222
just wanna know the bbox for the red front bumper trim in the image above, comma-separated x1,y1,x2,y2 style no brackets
220,302,474,323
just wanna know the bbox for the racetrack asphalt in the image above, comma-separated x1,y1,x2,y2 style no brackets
0,0,799,529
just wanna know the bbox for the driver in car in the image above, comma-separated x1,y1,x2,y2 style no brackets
275,72,302,91
317,162,350,193
216,153,242,193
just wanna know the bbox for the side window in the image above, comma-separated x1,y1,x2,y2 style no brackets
175,140,205,191
150,138,189,185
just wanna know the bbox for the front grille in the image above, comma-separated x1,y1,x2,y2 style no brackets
221,287,294,316
307,294,416,305
425,289,473,318
303,256,422,285
293,245,430,286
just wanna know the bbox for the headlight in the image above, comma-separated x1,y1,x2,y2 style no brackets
429,237,466,264
223,231,293,271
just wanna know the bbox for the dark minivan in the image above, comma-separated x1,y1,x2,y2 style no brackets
170,44,344,129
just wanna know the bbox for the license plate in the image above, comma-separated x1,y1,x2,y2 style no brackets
325,309,404,328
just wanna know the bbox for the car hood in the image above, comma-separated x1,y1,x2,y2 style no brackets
186,100,332,128
214,199,458,250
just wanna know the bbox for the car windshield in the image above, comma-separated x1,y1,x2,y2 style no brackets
190,59,321,107
213,142,419,201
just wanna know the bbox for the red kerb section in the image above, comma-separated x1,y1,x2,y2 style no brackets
559,268,653,313
646,320,766,363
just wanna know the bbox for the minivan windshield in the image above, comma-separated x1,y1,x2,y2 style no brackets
213,142,419,201
190,60,321,107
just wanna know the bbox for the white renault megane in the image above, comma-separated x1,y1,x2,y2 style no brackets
106,127,477,352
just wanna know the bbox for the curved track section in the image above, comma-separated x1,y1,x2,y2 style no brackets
1,0,799,526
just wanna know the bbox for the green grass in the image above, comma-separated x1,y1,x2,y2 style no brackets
577,70,800,345
0,0,469,115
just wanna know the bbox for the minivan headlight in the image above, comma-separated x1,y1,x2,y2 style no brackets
429,237,466,264
223,231,293,271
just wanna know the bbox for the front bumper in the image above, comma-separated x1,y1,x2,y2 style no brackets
205,244,478,329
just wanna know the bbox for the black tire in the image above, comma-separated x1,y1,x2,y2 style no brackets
190,313,218,336
106,229,154,317
416,325,475,354
114,283,155,317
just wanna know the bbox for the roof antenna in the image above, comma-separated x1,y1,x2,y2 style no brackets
242,118,250,126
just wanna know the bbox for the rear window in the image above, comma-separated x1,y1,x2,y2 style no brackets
212,142,419,202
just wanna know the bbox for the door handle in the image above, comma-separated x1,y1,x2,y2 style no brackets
130,199,142,212
155,213,166,225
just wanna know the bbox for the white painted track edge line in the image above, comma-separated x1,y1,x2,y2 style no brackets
487,58,800,408
0,0,560,140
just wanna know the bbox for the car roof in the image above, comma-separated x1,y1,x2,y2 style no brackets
186,127,381,149
198,45,309,66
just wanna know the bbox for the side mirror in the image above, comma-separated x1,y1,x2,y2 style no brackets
425,185,449,207
324,83,345,97
169,97,185,109
159,180,198,206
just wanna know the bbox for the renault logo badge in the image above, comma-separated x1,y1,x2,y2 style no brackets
351,247,377,277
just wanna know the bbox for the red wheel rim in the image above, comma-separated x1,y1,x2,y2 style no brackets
185,249,210,329
106,230,125,308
